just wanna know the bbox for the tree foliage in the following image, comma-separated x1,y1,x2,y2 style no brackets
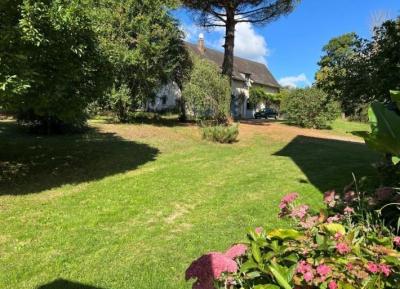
249,86,281,107
0,0,111,132
182,56,231,123
90,0,192,121
181,0,299,79
281,88,340,129
316,17,400,118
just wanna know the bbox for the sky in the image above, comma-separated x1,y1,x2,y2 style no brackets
172,0,400,88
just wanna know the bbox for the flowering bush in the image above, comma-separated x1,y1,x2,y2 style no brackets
186,193,400,289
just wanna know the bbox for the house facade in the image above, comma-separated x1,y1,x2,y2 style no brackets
148,35,281,119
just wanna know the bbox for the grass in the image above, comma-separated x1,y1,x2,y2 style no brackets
0,118,378,289
328,118,370,137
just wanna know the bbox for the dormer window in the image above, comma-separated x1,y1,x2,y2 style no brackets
244,73,251,87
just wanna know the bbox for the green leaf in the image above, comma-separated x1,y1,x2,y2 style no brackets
362,275,379,289
268,263,293,289
363,102,400,156
267,229,302,240
240,259,259,273
251,242,262,264
322,223,346,235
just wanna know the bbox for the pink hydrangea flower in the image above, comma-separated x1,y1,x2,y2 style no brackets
303,271,314,282
290,205,309,220
224,244,247,259
366,262,379,274
300,216,319,229
317,264,331,277
336,243,350,255
379,264,391,277
334,232,343,241
344,206,355,215
324,190,337,207
297,260,312,274
279,192,299,209
255,227,263,234
328,280,338,289
185,253,238,289
327,214,342,223
282,192,299,204
394,236,400,247
346,263,354,271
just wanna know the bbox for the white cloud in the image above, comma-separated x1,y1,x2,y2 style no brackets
231,22,269,64
278,73,311,88
214,22,269,65
182,21,270,65
181,24,201,42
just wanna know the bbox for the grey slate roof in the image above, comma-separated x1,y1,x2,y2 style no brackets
185,42,280,88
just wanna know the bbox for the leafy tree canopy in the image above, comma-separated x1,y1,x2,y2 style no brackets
181,0,299,79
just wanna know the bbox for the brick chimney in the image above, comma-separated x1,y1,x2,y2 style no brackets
198,33,205,54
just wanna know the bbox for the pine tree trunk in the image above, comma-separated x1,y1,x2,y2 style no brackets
222,8,236,81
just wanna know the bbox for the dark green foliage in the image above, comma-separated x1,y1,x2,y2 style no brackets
201,124,239,143
316,18,400,118
0,0,111,132
90,0,192,120
281,88,340,129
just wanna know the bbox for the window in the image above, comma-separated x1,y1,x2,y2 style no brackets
161,95,167,105
246,99,254,110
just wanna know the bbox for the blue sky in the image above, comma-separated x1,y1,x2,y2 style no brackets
172,0,399,87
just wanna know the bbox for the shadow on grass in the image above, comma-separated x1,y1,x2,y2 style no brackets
274,135,379,192
37,279,106,289
0,121,159,196
99,114,195,127
239,119,282,126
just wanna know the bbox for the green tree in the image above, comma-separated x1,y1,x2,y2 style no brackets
181,0,299,79
1,0,111,132
90,0,192,121
315,33,370,117
316,17,400,119
182,56,231,123
281,87,340,129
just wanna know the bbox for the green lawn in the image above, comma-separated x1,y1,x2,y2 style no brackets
0,119,378,289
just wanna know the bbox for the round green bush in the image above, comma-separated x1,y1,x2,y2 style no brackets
281,88,340,129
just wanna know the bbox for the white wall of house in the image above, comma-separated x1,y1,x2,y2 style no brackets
153,80,279,119
147,82,180,112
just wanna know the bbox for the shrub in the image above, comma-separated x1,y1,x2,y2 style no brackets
182,56,231,123
249,86,282,108
186,192,400,289
281,88,340,129
201,124,239,143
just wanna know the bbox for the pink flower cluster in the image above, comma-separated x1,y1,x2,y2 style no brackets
394,236,400,247
185,244,247,289
297,261,333,284
367,262,391,277
279,192,298,209
324,190,337,208
290,205,309,220
336,242,351,255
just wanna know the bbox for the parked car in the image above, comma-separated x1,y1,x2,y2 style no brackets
254,108,278,119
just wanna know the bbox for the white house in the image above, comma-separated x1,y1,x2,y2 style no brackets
148,34,281,119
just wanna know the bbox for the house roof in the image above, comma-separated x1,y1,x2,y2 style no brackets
185,42,281,89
